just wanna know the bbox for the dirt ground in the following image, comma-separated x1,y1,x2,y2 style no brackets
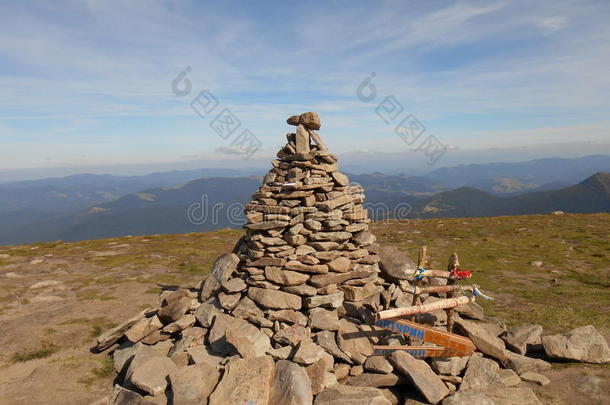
0,216,608,405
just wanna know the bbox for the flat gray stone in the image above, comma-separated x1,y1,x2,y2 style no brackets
200,253,239,301
314,384,391,405
503,350,551,375
248,287,302,310
389,351,449,404
456,318,506,362
542,325,610,363
270,360,313,405
460,356,504,391
209,356,275,405
169,363,221,405
364,356,393,374
441,391,495,405
502,323,543,355
431,356,469,376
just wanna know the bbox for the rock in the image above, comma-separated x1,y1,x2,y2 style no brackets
344,373,401,388
502,324,543,355
306,356,336,395
108,385,158,405
169,363,221,405
314,330,352,363
460,356,504,391
340,282,382,301
379,246,417,280
162,314,196,334
274,325,311,346
364,356,393,374
125,315,163,343
430,356,469,376
314,384,391,405
541,325,610,363
158,297,191,323
327,256,352,273
350,365,364,376
129,355,176,396
226,320,271,359
503,350,551,375
308,309,340,331
332,172,349,186
287,115,300,125
200,253,239,301
520,372,550,386
482,387,542,405
218,291,241,310
222,277,247,293
498,368,521,387
456,302,485,320
334,363,351,380
295,124,310,154
337,319,373,364
193,299,223,328
389,351,449,404
113,341,138,373
293,340,325,365
232,296,272,327
455,318,506,362
303,291,344,309
284,284,318,297
209,356,275,405
248,287,302,310
265,267,310,286
268,309,308,326
299,112,321,130
270,360,313,405
96,308,153,350
530,261,543,267
441,391,495,405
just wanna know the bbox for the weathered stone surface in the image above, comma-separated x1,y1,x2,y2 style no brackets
379,246,416,280
226,319,271,359
125,315,163,343
270,360,313,405
246,220,290,230
222,277,247,293
295,124,311,154
308,309,340,331
326,256,351,272
498,368,521,387
331,172,349,186
503,350,551,375
248,287,302,310
364,356,393,374
284,284,318,297
299,112,321,130
113,341,138,373
337,319,373,365
315,330,352,363
269,309,308,326
456,318,506,362
460,356,504,391
340,282,382,301
186,346,224,367
520,371,550,386
314,384,391,405
286,261,329,274
162,314,196,334
209,356,275,405
265,266,310,286
157,296,191,324
293,340,326,365
200,253,239,301
218,291,241,310
231,296,272,327
208,313,257,355
129,356,176,396
108,385,158,405
542,325,610,363
441,391,495,405
310,270,375,288
274,325,311,346
482,387,542,405
344,373,401,388
431,356,469,376
502,323,543,355
389,351,449,404
304,291,344,309
96,308,153,350
169,363,220,405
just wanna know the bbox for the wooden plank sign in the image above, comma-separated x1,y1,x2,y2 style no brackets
373,345,461,358
375,318,475,357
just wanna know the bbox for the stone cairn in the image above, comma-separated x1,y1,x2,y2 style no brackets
96,112,610,405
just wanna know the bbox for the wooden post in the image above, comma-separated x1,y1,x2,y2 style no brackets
410,246,427,322
446,252,460,333
377,295,475,319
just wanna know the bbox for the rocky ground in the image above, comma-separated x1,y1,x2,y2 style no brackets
0,213,608,405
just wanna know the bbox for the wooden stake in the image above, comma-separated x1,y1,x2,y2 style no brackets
446,252,460,333
409,246,427,322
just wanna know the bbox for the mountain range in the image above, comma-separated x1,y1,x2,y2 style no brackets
0,155,608,245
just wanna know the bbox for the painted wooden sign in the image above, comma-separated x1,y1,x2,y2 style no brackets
372,345,461,358
374,318,475,357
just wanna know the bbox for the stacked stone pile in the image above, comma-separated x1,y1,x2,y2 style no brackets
95,112,610,405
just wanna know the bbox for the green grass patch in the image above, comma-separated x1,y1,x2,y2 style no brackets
11,343,57,363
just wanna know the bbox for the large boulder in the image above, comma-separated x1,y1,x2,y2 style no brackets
542,325,610,363
379,246,417,280
209,356,276,405
460,356,504,391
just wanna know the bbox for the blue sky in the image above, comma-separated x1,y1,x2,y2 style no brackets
0,0,609,175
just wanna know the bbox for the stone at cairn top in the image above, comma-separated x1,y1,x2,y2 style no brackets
287,111,321,130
